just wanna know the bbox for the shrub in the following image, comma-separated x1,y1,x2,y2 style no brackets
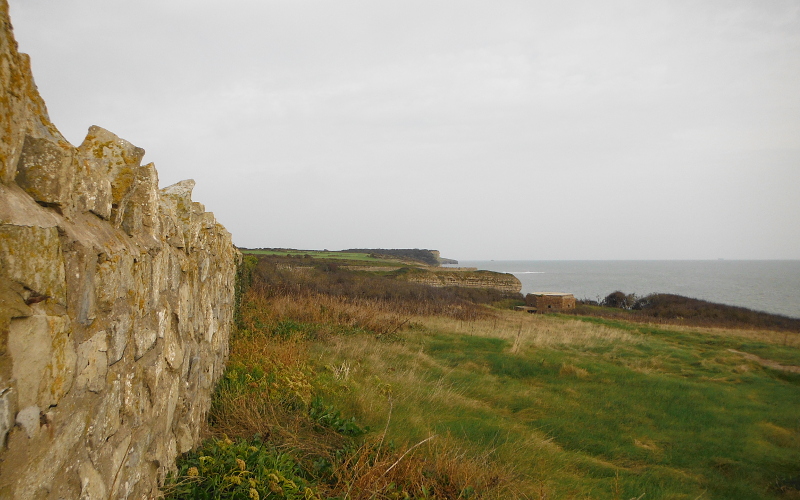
601,291,636,309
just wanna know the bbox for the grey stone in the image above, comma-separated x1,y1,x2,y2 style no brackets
15,405,39,439
76,331,109,393
134,327,157,360
12,409,89,499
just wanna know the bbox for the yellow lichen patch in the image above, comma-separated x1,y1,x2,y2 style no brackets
110,165,136,203
92,141,113,159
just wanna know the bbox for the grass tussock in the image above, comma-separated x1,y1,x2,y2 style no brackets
189,286,521,499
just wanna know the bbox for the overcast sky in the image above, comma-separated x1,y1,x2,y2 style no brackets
8,0,800,260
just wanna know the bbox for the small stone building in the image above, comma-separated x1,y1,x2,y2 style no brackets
524,292,576,312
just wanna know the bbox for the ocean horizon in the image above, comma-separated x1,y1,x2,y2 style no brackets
446,260,800,319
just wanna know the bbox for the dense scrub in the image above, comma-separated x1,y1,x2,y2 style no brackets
251,255,520,321
574,291,800,332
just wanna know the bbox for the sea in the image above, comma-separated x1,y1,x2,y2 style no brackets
445,260,800,319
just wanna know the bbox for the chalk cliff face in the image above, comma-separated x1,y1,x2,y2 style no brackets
0,2,238,498
396,268,522,294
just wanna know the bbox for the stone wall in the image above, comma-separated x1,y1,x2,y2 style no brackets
0,2,239,498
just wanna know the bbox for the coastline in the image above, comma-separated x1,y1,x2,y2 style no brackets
449,260,800,319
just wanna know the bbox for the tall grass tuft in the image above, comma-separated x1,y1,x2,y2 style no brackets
191,261,521,499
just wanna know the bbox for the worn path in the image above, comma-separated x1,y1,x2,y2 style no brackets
728,349,800,373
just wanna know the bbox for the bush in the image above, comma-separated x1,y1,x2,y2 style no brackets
600,291,636,309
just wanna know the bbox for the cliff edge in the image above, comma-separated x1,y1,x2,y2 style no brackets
393,267,522,294
0,2,238,498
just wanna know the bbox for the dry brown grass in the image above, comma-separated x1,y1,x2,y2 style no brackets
210,288,527,499
416,310,641,350
240,289,410,337
327,434,519,500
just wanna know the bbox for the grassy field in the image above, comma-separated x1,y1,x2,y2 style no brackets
313,312,800,498
168,255,800,499
240,248,404,265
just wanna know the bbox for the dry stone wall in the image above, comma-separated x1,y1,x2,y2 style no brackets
0,2,239,497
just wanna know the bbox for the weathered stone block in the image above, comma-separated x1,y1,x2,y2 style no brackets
176,422,193,454
108,314,131,365
73,156,112,219
15,405,39,439
134,327,157,360
119,163,161,241
163,313,184,371
94,256,118,312
39,314,77,407
0,224,67,304
76,331,108,393
90,432,132,498
11,408,89,499
8,314,75,408
14,135,75,208
78,461,107,500
77,126,145,200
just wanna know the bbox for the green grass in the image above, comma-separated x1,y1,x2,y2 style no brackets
310,314,800,499
240,249,402,265
572,315,800,367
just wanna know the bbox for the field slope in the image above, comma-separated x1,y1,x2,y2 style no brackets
168,254,800,499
